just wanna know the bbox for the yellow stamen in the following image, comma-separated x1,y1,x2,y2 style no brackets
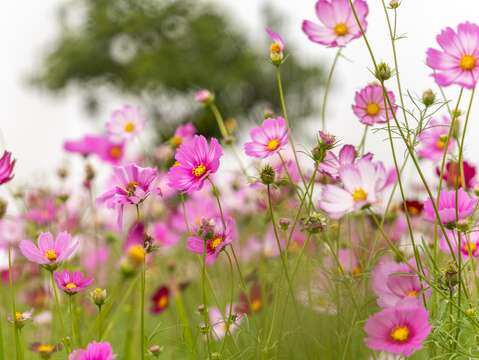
128,244,145,264
266,139,280,151
334,23,348,36
366,103,380,116
192,164,206,178
170,135,183,147
405,289,418,298
209,237,223,250
45,249,57,262
124,122,136,133
172,161,181,168
390,325,410,342
251,299,262,312
436,134,448,150
352,188,367,202
37,344,55,353
66,283,77,290
460,54,476,71
126,181,138,195
464,241,477,254
157,295,168,308
270,42,282,54
15,312,22,322
110,146,122,159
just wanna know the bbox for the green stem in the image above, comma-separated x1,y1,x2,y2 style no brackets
98,305,102,340
140,259,146,360
201,230,212,358
69,296,77,347
321,49,342,131
50,271,69,353
8,248,20,360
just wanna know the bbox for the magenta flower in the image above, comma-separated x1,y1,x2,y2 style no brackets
436,160,476,189
64,134,125,165
19,231,79,268
352,84,397,125
319,144,373,180
417,116,454,161
187,215,236,264
423,189,476,225
54,270,93,295
69,341,116,360
170,122,196,147
266,28,285,52
152,222,180,248
440,230,479,259
168,135,223,193
302,0,368,48
244,117,288,158
97,164,158,228
106,105,145,140
426,22,479,89
364,305,431,357
0,151,15,186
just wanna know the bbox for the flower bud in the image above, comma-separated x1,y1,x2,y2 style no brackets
149,345,163,357
443,263,458,290
279,218,290,231
195,89,214,105
260,165,276,185
375,62,393,82
301,212,328,234
90,288,107,307
389,0,400,9
197,304,206,314
421,89,436,107
263,109,275,119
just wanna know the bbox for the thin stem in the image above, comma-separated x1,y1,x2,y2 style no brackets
69,296,77,347
8,247,20,360
321,49,342,130
140,258,146,360
50,271,69,352
98,305,102,340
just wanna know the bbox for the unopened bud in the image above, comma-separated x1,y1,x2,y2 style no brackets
149,345,163,357
301,212,328,234
375,62,393,82
421,89,435,107
90,288,107,307
279,218,290,231
260,165,276,185
389,0,400,9
197,304,206,314
195,89,214,105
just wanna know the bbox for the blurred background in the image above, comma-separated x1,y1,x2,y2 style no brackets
1,0,478,182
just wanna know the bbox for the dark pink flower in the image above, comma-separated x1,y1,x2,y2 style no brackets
436,160,476,189
54,270,93,295
150,286,170,314
244,117,288,158
0,151,15,186
69,341,116,360
423,189,476,225
64,135,125,165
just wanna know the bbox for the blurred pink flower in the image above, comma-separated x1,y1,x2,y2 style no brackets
168,135,223,193
244,117,288,158
69,341,116,360
195,89,214,104
319,144,372,180
440,230,479,259
54,270,93,295
64,134,125,165
170,122,196,148
436,160,476,189
352,84,397,125
417,116,454,161
97,164,158,228
106,105,145,140
364,305,431,357
209,306,243,340
19,231,78,268
0,151,15,186
152,222,180,248
302,0,368,48
426,22,479,89
423,188,476,225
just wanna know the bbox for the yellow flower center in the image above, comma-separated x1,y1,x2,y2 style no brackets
192,164,206,178
366,103,380,116
460,54,476,71
110,146,122,159
390,325,410,342
270,42,282,54
436,134,448,150
45,249,58,262
405,289,418,298
209,237,223,250
172,161,181,168
37,344,55,353
352,188,367,202
266,139,280,151
126,181,138,195
128,244,145,264
334,23,348,36
170,135,183,147
251,299,262,312
124,122,136,133
464,241,477,254
157,295,168,308
66,283,77,290
15,312,22,321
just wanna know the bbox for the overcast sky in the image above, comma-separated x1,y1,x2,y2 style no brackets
1,0,479,183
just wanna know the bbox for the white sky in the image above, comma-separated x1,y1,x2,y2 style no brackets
1,0,479,183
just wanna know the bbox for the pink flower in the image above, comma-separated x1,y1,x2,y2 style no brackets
436,160,476,189
426,22,479,89
266,28,285,60
302,0,368,48
168,135,223,193
97,164,158,228
319,144,373,180
364,305,431,357
417,116,454,161
187,216,236,264
209,305,243,340
195,89,214,104
352,84,397,125
19,231,79,268
64,135,125,165
170,123,196,147
69,341,116,360
319,158,391,218
54,270,93,295
106,105,145,140
244,117,288,158
440,230,479,259
152,222,180,248
0,151,15,186
423,189,476,225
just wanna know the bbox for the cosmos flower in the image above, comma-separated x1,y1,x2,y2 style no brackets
8,309,33,328
236,282,266,315
436,160,476,189
423,188,476,225
426,22,479,89
0,151,15,186
319,144,373,180
440,230,479,259
54,270,93,295
150,286,170,314
169,122,196,148
69,341,116,360
19,231,79,269
30,342,61,359
187,216,236,264
352,84,397,125
417,116,454,161
244,117,289,159
364,305,431,357
209,306,243,340
168,135,223,193
302,0,368,48
106,105,145,140
152,222,180,248
97,164,158,228
64,134,125,165
266,28,285,64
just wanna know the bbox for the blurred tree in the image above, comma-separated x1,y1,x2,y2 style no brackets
31,0,324,139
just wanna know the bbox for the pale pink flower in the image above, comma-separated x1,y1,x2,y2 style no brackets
352,84,397,125
107,105,145,140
